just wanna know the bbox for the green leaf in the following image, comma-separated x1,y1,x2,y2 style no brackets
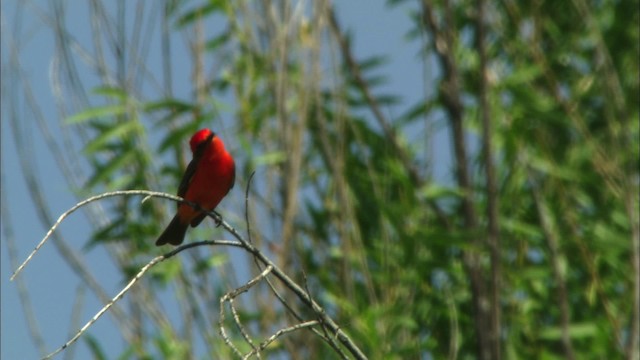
539,322,598,340
529,156,577,180
144,98,195,114
104,173,135,191
205,31,231,50
150,258,182,284
357,55,389,71
86,149,137,188
501,219,542,239
84,334,108,360
92,86,128,100
418,184,463,200
193,253,228,273
254,151,287,166
66,105,127,124
157,124,201,152
504,64,542,87
85,218,125,249
175,1,222,28
84,121,142,155
154,325,188,358
398,100,436,125
363,74,390,88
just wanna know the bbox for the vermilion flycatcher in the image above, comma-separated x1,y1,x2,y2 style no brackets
156,129,235,246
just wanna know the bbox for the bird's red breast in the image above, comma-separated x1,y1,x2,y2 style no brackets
155,128,235,246
177,130,235,225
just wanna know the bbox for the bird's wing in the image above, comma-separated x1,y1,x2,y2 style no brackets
177,157,198,204
176,133,214,207
228,159,236,193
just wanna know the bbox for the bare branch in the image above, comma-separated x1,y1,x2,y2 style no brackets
245,171,256,244
41,239,241,360
476,0,501,357
219,266,273,358
10,190,186,280
15,189,366,359
420,1,491,358
244,320,320,360
244,172,348,357
62,286,85,360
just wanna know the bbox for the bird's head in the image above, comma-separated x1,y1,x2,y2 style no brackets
190,129,215,153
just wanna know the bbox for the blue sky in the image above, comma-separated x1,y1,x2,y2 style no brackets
1,1,450,359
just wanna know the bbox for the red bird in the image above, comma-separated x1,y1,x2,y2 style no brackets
156,129,235,246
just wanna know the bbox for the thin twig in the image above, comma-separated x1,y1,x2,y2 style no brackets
245,171,256,244
16,189,366,360
476,0,501,357
243,320,320,360
219,266,274,358
221,209,367,359
302,268,349,359
244,174,346,357
229,295,262,359
222,182,365,358
528,169,576,360
11,190,188,280
42,239,242,360
420,1,491,359
62,286,85,360
446,286,460,360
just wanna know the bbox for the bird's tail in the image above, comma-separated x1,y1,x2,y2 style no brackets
156,215,188,246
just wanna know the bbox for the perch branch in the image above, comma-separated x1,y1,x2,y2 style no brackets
12,189,366,360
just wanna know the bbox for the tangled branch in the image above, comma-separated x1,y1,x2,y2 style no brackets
10,189,367,360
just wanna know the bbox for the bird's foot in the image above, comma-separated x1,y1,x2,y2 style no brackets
213,210,223,227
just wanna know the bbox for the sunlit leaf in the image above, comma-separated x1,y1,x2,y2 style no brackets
539,323,598,340
175,1,223,27
66,105,127,124
84,121,142,155
86,150,137,188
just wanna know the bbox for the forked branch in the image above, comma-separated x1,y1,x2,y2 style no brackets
10,189,366,360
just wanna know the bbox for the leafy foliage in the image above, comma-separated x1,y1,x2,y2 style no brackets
6,0,638,359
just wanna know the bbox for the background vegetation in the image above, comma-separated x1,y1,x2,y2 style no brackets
3,0,638,359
